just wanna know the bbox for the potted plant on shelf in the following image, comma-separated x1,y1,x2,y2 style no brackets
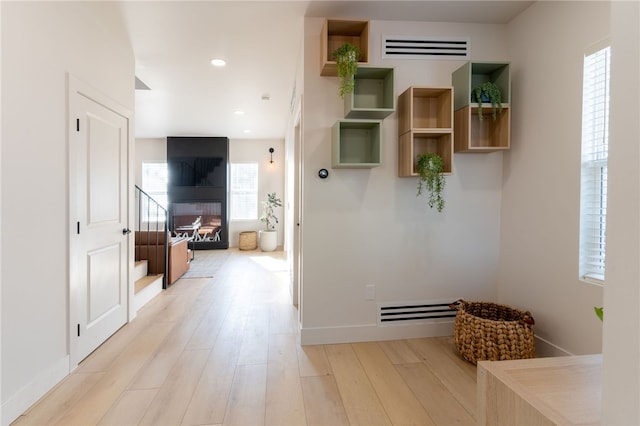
472,81,502,121
416,153,446,212
333,43,360,99
259,192,282,252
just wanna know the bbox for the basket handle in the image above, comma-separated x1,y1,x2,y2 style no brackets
449,299,466,310
520,312,535,326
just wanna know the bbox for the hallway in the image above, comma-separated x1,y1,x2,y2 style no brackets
13,249,476,425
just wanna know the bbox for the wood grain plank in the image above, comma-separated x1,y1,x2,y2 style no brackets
378,339,422,365
181,317,245,426
324,344,392,426
265,334,306,425
396,362,475,425
139,349,209,425
223,363,267,426
298,345,332,377
54,321,172,426
407,338,477,415
301,376,349,426
352,342,434,425
236,304,269,366
98,389,158,426
128,295,210,390
12,373,104,426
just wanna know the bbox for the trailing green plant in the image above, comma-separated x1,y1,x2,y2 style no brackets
472,81,502,121
416,153,446,212
333,43,360,98
260,192,282,230
594,306,604,321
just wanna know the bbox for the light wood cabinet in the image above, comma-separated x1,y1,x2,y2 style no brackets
397,87,454,176
320,18,369,76
332,119,382,168
452,61,511,152
477,355,602,426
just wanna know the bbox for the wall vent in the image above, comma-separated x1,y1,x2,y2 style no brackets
382,36,470,60
378,300,458,325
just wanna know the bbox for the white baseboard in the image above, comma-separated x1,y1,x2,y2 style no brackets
300,320,455,346
1,355,70,426
535,335,574,357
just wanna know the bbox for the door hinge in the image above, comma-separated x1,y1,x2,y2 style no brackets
77,221,80,234
77,324,80,337
76,118,80,132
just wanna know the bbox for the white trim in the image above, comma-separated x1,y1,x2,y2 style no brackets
133,276,163,312
534,335,574,358
1,356,70,426
300,321,454,345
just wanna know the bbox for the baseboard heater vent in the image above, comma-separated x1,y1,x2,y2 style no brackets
382,36,470,60
379,300,458,325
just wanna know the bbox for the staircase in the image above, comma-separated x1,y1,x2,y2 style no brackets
133,259,163,311
134,185,169,311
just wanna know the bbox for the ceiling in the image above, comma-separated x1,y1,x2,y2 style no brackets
121,1,533,140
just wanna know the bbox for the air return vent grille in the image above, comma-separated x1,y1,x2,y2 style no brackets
382,36,470,60
378,300,458,325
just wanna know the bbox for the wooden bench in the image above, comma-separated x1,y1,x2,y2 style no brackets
477,354,602,425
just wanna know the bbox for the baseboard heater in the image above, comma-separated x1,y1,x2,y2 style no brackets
378,300,458,325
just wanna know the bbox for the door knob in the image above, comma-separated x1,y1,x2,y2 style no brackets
122,228,132,235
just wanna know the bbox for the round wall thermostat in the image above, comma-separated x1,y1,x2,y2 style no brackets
318,168,329,179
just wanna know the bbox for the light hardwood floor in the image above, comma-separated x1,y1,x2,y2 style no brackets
13,249,477,426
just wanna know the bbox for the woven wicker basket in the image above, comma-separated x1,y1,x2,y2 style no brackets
238,231,257,250
452,300,535,364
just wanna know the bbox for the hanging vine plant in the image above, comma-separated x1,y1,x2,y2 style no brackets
333,43,360,98
416,153,446,212
472,81,502,121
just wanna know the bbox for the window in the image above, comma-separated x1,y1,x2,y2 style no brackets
141,162,168,221
230,163,258,220
579,43,610,284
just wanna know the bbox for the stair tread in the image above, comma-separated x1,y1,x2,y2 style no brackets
134,274,163,294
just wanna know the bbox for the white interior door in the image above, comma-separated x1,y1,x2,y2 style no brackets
69,76,131,366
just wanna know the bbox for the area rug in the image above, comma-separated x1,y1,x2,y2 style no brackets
181,249,231,278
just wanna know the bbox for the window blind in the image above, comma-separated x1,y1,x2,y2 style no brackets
579,44,610,283
230,163,259,220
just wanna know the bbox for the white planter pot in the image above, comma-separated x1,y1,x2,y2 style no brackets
259,230,277,252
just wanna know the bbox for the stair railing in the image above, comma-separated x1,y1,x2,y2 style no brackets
134,185,169,289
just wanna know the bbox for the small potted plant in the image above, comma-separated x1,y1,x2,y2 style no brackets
259,192,282,251
416,153,446,212
472,81,502,121
333,43,360,98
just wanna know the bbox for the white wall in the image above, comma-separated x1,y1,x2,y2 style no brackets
0,3,134,424
602,1,640,423
229,138,285,248
134,138,286,248
300,18,509,344
499,1,608,356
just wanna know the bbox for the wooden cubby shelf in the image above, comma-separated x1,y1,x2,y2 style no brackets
452,61,511,152
332,119,382,169
397,86,454,176
321,18,370,76
454,105,510,152
399,131,453,177
344,67,395,119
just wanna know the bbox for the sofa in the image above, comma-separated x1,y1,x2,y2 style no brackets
134,230,190,285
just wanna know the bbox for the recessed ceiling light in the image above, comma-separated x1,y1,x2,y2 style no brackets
234,110,245,115
243,129,251,134
210,58,226,67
